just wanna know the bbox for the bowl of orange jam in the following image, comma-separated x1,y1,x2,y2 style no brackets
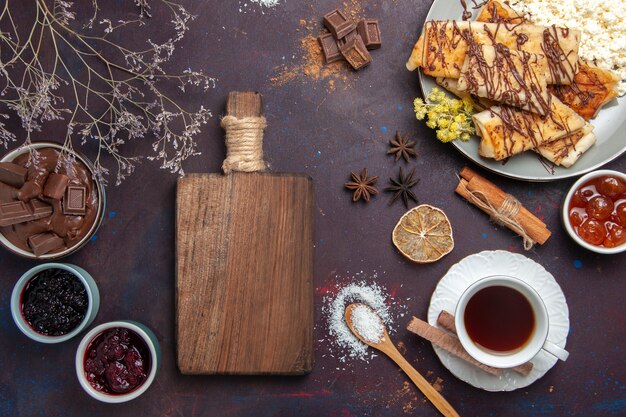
562,170,626,254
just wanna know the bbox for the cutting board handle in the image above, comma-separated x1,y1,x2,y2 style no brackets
220,91,267,174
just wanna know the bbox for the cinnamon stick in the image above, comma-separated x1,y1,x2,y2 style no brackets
437,311,534,376
407,317,503,376
455,167,551,245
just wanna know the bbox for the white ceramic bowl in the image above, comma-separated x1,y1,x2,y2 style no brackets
0,142,106,259
11,263,100,343
562,169,626,254
75,321,161,403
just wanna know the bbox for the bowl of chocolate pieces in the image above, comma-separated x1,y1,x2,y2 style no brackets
0,142,105,259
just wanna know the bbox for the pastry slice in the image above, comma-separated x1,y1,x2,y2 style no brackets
535,122,596,167
473,95,586,160
477,0,619,119
549,63,620,120
475,0,525,24
435,77,494,110
406,20,580,85
457,44,551,115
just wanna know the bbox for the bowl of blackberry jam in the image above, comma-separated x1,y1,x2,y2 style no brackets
76,321,160,403
11,263,100,343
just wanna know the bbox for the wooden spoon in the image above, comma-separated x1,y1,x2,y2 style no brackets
345,303,460,417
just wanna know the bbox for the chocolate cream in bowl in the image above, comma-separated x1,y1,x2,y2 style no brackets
0,148,99,256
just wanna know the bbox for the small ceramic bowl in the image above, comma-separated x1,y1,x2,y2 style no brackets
75,321,161,403
562,169,626,254
11,263,100,343
0,142,106,259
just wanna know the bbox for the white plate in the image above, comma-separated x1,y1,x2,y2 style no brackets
427,250,569,391
417,0,626,181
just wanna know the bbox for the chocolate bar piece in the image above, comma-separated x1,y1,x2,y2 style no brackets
43,173,70,200
323,9,356,39
0,201,33,227
339,36,372,70
28,232,65,257
318,33,343,64
0,162,28,188
63,185,87,215
357,19,382,49
30,199,54,218
336,29,359,49
0,199,52,227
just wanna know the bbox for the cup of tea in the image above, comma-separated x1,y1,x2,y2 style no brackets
454,275,569,368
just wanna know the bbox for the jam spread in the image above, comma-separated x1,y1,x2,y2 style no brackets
568,175,626,248
21,268,88,336
84,327,151,395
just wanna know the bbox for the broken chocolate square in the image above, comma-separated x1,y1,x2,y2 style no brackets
63,185,87,216
0,201,32,227
357,19,382,49
30,199,53,218
0,162,28,188
339,36,372,70
43,173,70,200
318,33,343,64
323,9,356,39
336,29,359,49
0,199,53,227
28,232,65,257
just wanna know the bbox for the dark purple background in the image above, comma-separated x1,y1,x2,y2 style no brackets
1,1,624,416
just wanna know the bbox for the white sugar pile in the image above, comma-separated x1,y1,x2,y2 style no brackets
250,0,281,7
351,304,384,344
239,0,281,13
320,274,408,366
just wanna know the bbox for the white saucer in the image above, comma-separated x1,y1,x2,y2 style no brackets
427,250,570,391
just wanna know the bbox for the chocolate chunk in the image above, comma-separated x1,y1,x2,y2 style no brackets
0,181,19,201
0,201,32,227
339,36,372,70
0,162,28,188
357,19,382,50
30,199,53,218
28,232,65,257
43,173,70,200
17,181,42,203
63,185,86,216
319,33,342,64
336,29,359,49
0,199,53,227
323,9,356,39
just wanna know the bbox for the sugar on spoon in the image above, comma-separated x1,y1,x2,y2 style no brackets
345,303,459,417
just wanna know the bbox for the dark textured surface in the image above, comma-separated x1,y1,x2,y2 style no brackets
0,1,624,416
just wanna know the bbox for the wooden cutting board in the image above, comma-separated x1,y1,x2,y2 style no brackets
176,92,314,375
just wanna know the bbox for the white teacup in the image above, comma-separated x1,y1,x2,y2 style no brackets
454,275,569,369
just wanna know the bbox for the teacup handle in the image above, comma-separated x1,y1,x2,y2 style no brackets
542,340,569,361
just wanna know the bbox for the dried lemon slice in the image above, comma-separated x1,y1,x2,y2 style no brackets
392,204,454,263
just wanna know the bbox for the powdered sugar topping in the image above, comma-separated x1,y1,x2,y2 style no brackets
351,304,385,344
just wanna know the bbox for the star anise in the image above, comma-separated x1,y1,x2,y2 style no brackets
387,131,417,162
384,166,419,208
345,168,379,202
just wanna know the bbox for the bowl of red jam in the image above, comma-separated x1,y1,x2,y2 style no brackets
562,170,626,254
76,321,160,403
11,263,100,343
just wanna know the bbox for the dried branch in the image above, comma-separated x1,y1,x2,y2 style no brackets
0,0,216,184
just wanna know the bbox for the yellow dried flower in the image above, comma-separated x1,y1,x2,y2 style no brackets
413,88,476,143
